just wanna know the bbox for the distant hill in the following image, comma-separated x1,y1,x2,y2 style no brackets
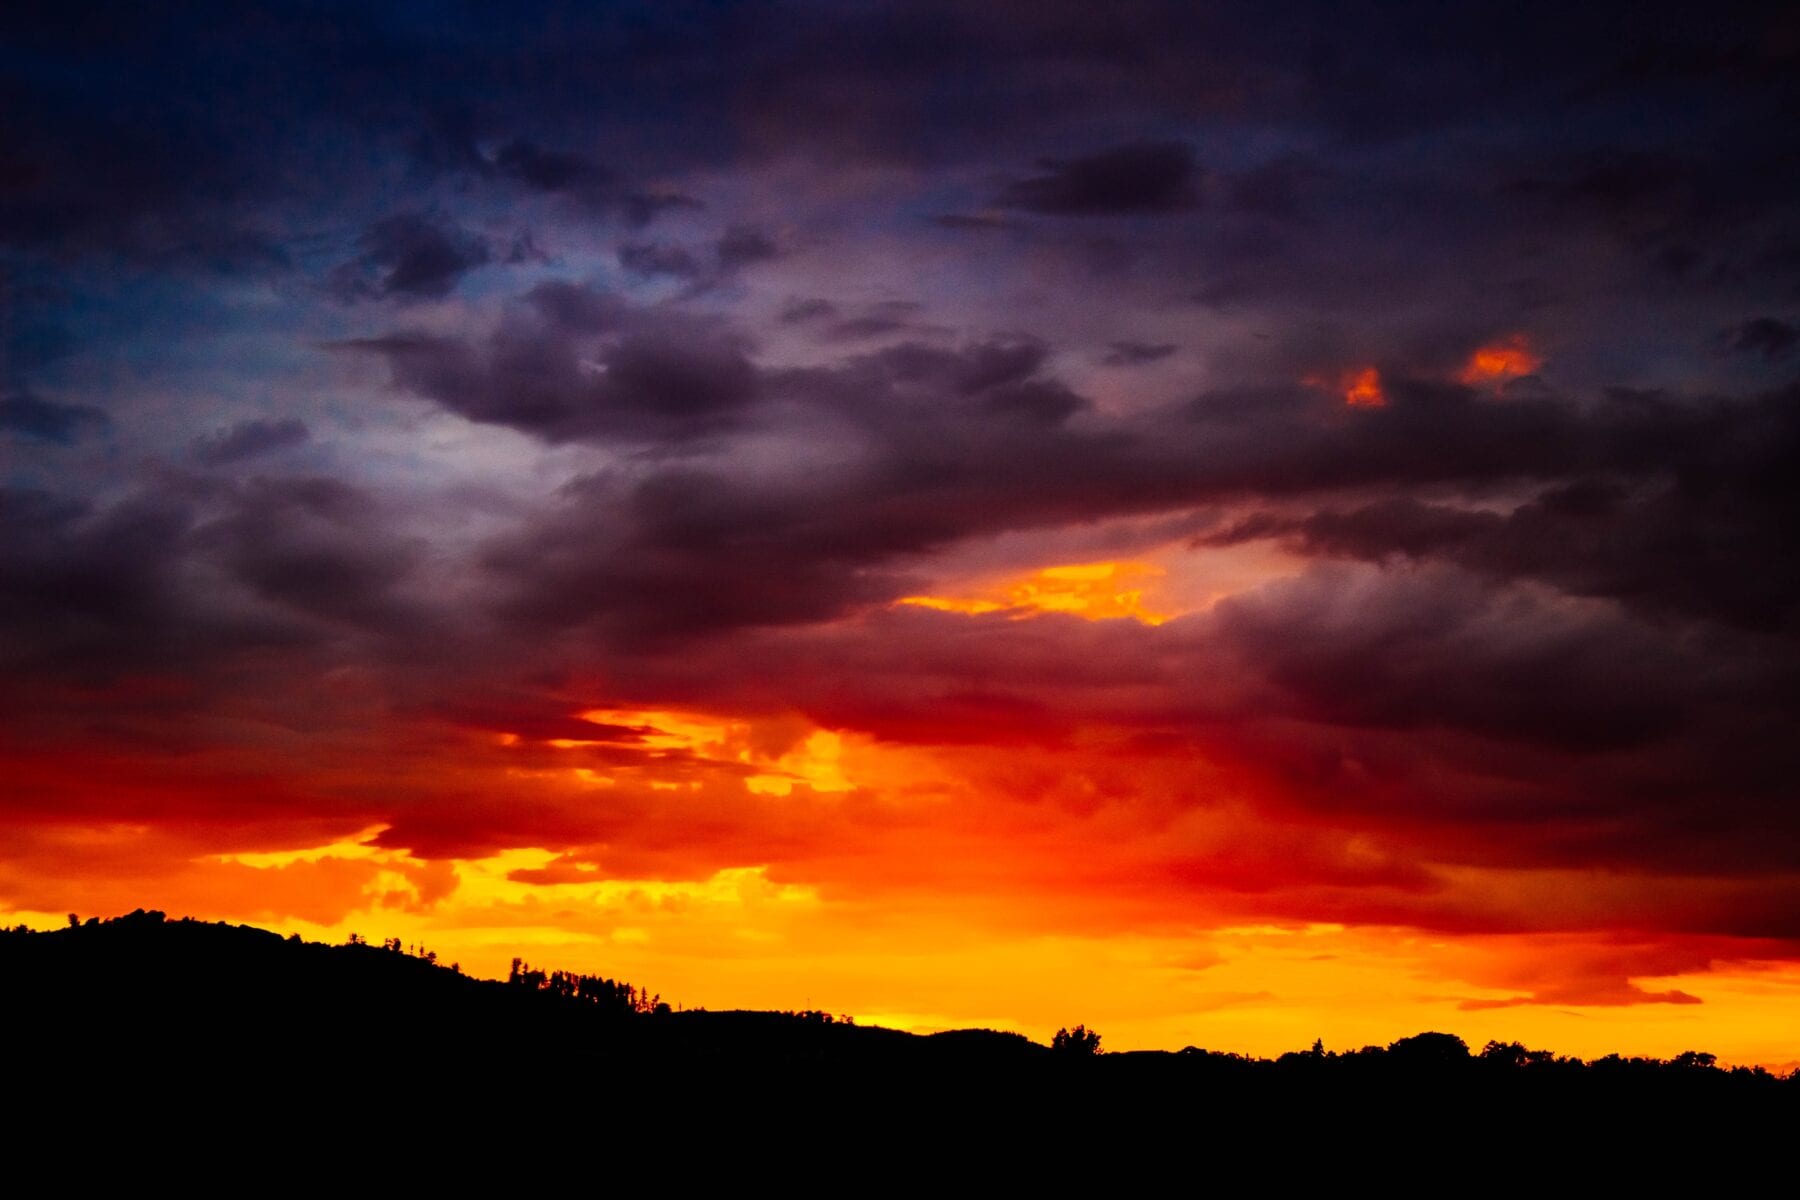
5,910,1795,1138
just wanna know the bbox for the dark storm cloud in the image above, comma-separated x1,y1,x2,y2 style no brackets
489,139,699,225
996,141,1199,215
0,393,108,444
190,478,421,630
564,563,1800,892
1209,565,1697,752
1195,573,1800,885
342,297,760,445
6,1,1793,296
475,335,1101,639
822,302,931,342
1200,384,1800,631
439,327,1800,707
0,472,430,686
619,227,778,288
191,419,310,467
1102,341,1177,366
1721,317,1798,360
2,2,729,274
9,0,1800,953
714,226,778,270
333,271,1800,648
330,214,489,302
0,487,199,675
491,139,607,195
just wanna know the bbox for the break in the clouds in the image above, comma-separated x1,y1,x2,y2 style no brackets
4,0,1800,1060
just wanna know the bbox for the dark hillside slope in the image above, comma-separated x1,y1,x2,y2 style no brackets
5,911,1795,1138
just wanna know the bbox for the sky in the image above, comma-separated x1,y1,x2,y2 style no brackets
5,1,1800,1065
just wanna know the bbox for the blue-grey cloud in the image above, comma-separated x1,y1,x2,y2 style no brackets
0,393,108,444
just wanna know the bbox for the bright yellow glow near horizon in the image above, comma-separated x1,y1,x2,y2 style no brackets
898,560,1173,624
12,883,1798,1070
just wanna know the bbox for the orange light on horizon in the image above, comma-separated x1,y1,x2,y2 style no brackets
1461,336,1541,384
898,561,1172,624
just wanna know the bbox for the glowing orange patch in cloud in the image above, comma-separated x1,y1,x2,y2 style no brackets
1305,367,1386,408
899,561,1171,624
570,706,858,795
1461,336,1541,384
1342,367,1385,408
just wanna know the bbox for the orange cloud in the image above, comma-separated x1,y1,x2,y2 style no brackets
899,561,1172,624
1305,367,1386,408
1460,336,1542,384
1342,367,1385,408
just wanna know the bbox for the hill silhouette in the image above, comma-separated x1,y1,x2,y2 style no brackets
6,910,1795,1149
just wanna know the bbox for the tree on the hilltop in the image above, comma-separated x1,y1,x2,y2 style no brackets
1387,1032,1470,1065
1053,1025,1102,1056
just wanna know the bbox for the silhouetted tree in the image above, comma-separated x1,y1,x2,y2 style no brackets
1053,1025,1102,1055
1387,1031,1470,1065
1482,1040,1529,1067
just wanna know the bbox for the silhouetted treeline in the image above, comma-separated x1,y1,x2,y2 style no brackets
505,956,665,1014
4,911,1795,1144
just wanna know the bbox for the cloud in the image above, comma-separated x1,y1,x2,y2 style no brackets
822,301,930,342
191,418,309,467
780,298,838,323
1198,385,1800,631
0,474,426,682
338,298,760,445
190,477,422,631
8,0,1800,1027
490,138,698,224
618,226,779,290
618,241,701,280
1721,317,1797,361
1460,985,1701,1010
1208,563,1698,751
997,141,1199,215
330,214,489,301
0,487,198,675
0,393,108,444
1102,341,1177,366
491,139,608,194
714,225,779,270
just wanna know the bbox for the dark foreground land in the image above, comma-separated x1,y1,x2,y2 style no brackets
5,910,1794,1162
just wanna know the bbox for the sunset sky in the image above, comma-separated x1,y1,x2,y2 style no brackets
5,2,1800,1066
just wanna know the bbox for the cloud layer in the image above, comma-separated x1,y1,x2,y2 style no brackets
5,0,1800,1056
